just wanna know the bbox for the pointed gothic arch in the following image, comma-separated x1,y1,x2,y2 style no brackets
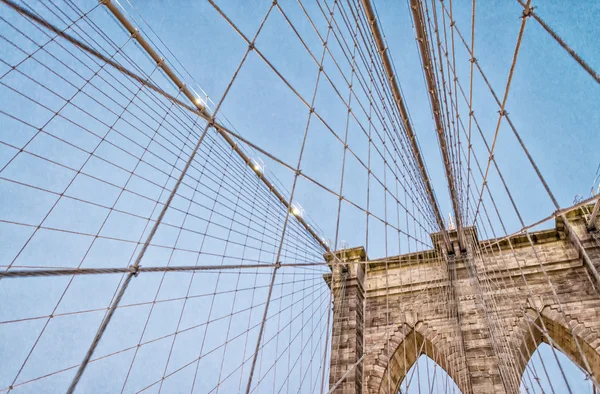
513,306,600,389
368,322,465,394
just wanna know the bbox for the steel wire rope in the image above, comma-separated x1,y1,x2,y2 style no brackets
119,129,236,393
376,0,474,388
64,1,290,390
404,0,473,387
312,0,442,230
5,0,333,260
340,3,458,386
436,8,580,388
1,0,328,268
347,0,447,234
454,135,559,394
460,179,576,393
447,96,590,393
3,266,327,392
9,0,437,251
426,4,544,386
272,1,440,235
435,28,577,393
132,281,332,394
210,153,276,394
470,0,531,225
0,275,323,326
514,0,600,86
0,11,185,392
192,2,344,391
436,5,600,389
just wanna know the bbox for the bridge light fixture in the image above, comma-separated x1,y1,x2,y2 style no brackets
190,86,207,108
291,202,304,218
250,158,264,175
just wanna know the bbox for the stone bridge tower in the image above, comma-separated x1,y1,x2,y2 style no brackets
326,207,600,393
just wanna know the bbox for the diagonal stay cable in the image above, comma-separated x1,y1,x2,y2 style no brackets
358,0,451,251
1,0,333,256
472,0,532,224
514,0,600,85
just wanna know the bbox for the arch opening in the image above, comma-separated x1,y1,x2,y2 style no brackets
520,343,594,394
515,308,600,393
399,354,463,394
374,326,464,394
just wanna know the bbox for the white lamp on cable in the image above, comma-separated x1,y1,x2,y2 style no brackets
250,158,264,175
290,202,304,218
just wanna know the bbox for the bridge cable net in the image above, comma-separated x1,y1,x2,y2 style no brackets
0,0,442,392
399,0,600,393
0,0,599,393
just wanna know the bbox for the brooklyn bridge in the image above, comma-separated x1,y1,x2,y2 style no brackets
0,0,599,393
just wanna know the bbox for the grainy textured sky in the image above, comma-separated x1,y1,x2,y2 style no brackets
102,1,600,391
0,0,598,392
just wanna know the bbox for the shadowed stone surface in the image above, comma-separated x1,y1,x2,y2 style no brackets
326,206,600,393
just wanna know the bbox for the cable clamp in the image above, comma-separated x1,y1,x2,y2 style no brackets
248,42,255,51
522,6,534,18
470,57,477,64
132,265,141,277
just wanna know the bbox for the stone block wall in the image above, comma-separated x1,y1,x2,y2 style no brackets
327,207,600,393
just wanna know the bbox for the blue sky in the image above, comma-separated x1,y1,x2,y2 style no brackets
0,0,599,393
119,0,600,248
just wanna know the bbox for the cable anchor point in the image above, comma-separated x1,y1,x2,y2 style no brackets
522,6,534,18
131,265,141,277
